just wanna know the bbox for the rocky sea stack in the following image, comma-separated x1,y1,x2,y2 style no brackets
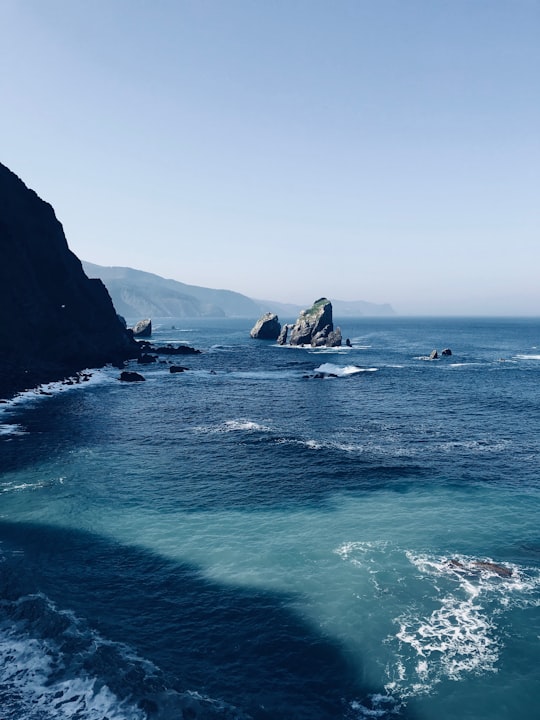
281,298,342,347
250,312,281,340
0,162,138,398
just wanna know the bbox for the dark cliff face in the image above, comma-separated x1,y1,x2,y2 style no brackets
0,162,138,398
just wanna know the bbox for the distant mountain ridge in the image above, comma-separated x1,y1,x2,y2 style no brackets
82,261,395,319
82,262,262,318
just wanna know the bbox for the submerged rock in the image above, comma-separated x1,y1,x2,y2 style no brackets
250,312,281,340
137,353,157,364
474,560,513,577
448,558,513,578
170,365,188,373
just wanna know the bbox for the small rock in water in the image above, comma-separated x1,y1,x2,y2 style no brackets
138,353,157,364
120,371,145,382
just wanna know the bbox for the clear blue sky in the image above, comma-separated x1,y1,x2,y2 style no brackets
1,0,539,314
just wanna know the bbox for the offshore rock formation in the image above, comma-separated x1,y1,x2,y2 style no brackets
131,318,152,337
289,298,342,348
277,324,291,345
250,312,281,340
0,162,138,398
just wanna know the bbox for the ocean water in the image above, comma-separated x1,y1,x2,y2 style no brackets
1,316,539,720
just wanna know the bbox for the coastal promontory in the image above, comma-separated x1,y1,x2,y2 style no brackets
0,162,138,398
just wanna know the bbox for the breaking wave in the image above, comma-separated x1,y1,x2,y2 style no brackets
0,592,249,720
195,419,273,434
334,542,540,703
313,363,378,377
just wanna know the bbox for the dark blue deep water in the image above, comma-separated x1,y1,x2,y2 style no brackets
1,317,539,719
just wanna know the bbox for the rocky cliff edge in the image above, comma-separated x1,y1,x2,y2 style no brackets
0,162,138,398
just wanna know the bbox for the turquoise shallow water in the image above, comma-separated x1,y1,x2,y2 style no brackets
1,317,539,719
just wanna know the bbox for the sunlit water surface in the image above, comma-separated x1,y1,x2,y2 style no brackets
1,317,539,719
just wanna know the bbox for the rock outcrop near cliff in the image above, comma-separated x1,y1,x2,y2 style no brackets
0,162,138,398
131,318,152,337
288,298,342,347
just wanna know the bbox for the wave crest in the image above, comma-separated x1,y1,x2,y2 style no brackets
314,363,378,377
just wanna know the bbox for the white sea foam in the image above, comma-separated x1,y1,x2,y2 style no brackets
0,625,146,720
387,551,540,696
335,540,388,564
437,438,511,454
514,354,540,360
0,592,245,720
209,343,238,353
335,542,540,702
232,369,298,380
349,693,402,718
276,436,416,458
275,437,344,452
222,419,272,432
1,481,46,494
0,589,250,720
276,437,360,452
195,419,272,434
303,439,323,450
279,343,356,354
0,422,26,436
1,368,114,410
307,346,353,354
0,473,66,494
449,362,484,368
314,363,378,377
395,594,498,685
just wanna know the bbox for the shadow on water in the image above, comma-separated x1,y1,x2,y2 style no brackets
0,520,420,720
0,388,432,513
